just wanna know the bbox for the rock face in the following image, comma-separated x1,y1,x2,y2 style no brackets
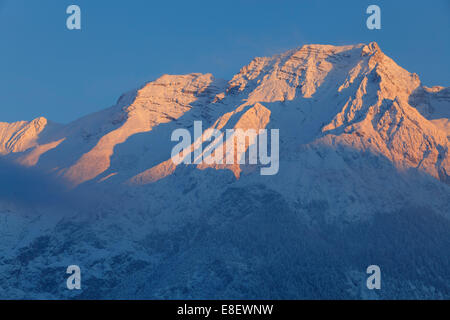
0,117,49,155
0,43,449,299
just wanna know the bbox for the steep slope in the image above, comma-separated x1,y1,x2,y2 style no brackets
409,85,450,135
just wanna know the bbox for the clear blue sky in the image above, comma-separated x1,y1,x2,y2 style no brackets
0,0,449,123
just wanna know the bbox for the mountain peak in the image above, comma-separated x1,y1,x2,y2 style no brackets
0,43,448,188
361,41,381,56
228,42,387,102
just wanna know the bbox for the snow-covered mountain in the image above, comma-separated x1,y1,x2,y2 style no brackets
0,43,449,299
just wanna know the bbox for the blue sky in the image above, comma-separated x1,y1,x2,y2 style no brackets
0,0,449,123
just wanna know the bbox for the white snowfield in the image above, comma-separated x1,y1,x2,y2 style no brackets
0,43,449,299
